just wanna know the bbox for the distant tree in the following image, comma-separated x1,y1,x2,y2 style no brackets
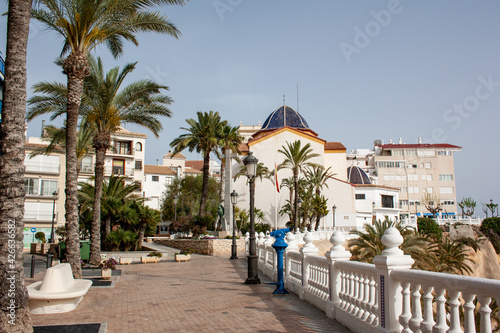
216,124,243,202
458,197,476,218
486,200,498,218
417,217,442,239
421,193,442,218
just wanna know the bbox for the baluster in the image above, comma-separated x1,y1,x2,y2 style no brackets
368,278,377,324
339,271,347,309
433,288,448,333
462,293,476,333
352,273,360,315
447,290,461,333
478,295,492,333
348,271,355,312
356,274,365,319
399,281,411,333
420,286,435,333
362,274,371,321
409,283,423,333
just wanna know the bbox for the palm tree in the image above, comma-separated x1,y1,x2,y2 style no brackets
348,220,428,265
424,236,478,275
83,56,171,264
32,0,184,278
217,124,243,202
305,165,335,230
234,162,273,183
278,140,320,231
0,0,34,329
170,111,227,216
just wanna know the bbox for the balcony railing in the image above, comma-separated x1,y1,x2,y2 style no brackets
24,161,60,174
249,227,500,333
24,212,55,221
79,164,94,173
104,166,134,177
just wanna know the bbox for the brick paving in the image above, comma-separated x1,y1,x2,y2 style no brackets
28,248,351,332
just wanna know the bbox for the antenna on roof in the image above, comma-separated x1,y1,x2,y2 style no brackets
283,95,286,127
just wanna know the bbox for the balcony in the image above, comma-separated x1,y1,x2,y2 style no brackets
104,166,134,177
24,212,56,222
79,164,95,174
24,161,60,174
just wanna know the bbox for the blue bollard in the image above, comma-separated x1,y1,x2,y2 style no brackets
269,227,291,295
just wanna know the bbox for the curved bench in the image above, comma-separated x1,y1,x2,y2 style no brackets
28,263,92,314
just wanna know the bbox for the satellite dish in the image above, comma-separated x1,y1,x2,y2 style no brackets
374,139,382,146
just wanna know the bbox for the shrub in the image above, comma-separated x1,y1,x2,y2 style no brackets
148,251,163,258
225,235,240,239
417,217,442,238
180,248,194,255
480,217,500,234
35,231,46,243
100,258,118,270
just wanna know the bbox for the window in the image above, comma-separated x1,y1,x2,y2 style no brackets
135,160,142,170
112,159,125,175
399,200,409,206
400,187,407,193
114,141,131,155
152,175,159,182
377,161,405,168
405,150,416,156
40,180,57,196
439,174,453,181
24,155,60,173
165,178,172,185
424,162,431,169
24,178,39,195
355,194,366,200
381,195,394,208
427,187,433,194
440,187,454,194
135,142,142,152
24,202,54,221
417,150,436,157
441,200,455,205
80,156,93,173
392,150,403,156
408,187,419,194
427,175,432,181
437,150,452,156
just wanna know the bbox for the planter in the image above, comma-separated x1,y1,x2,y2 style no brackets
101,268,112,280
175,254,191,262
141,256,160,264
30,243,42,254
120,258,132,265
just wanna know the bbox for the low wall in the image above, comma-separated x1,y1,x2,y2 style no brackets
154,239,246,256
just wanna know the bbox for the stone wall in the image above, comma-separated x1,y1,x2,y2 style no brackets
155,239,246,256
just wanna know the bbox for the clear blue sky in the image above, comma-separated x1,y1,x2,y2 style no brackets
1,0,499,211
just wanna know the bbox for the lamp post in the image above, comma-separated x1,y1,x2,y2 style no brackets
243,151,260,284
372,201,376,225
173,195,178,221
230,190,238,260
297,198,302,230
332,205,337,230
50,191,58,243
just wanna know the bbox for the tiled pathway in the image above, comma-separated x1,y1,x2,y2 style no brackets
29,249,351,332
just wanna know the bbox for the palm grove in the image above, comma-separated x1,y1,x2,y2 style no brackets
0,0,185,330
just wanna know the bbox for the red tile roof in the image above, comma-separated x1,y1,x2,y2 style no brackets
144,165,177,175
185,160,203,171
163,151,186,159
239,143,249,153
324,142,346,150
377,143,462,149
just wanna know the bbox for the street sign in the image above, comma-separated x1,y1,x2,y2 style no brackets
30,227,37,233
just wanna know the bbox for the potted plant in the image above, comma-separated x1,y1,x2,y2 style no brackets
100,258,117,280
141,251,162,263
175,248,193,262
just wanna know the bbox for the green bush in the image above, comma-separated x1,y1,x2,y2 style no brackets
480,217,500,234
417,217,442,238
35,231,46,243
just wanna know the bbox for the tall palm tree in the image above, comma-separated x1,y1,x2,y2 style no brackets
83,56,171,264
305,165,335,230
32,0,184,278
170,111,227,216
0,0,34,329
278,140,320,231
216,124,243,202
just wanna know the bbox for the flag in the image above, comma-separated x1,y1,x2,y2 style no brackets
275,162,280,193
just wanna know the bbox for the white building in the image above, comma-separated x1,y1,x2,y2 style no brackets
143,165,177,210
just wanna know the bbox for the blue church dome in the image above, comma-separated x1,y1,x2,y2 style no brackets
261,105,310,130
347,165,371,185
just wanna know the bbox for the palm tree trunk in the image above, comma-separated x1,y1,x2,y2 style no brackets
199,151,211,216
89,141,108,265
137,223,147,250
63,53,89,278
293,170,299,231
0,1,33,330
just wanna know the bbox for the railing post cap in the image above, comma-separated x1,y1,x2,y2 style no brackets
300,231,319,255
330,230,345,247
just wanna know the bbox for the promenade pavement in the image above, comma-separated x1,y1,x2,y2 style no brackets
27,244,351,332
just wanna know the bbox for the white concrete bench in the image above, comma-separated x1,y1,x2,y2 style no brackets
27,263,92,314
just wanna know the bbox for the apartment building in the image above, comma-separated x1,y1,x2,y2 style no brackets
348,138,461,218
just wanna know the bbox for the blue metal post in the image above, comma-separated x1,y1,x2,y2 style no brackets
270,228,291,295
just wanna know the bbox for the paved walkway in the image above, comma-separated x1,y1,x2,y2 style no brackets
28,244,351,332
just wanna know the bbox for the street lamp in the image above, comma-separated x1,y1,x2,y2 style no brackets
173,195,179,222
332,205,337,230
50,191,58,243
297,198,302,230
372,201,376,225
243,151,260,284
230,190,238,260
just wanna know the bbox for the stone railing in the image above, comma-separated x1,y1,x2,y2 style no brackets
249,228,500,333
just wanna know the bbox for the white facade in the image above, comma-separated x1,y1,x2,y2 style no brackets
143,165,176,211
